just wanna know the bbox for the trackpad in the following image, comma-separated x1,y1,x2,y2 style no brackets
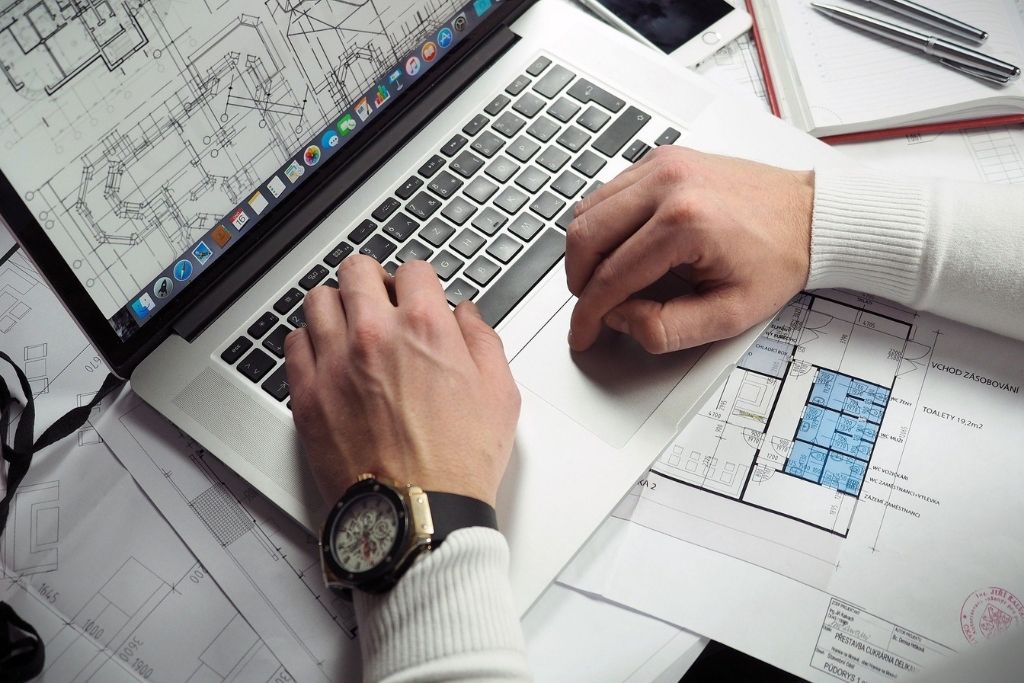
511,302,704,449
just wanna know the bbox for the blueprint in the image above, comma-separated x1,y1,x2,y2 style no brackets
0,0,460,318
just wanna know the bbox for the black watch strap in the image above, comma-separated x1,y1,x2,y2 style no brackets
424,491,498,548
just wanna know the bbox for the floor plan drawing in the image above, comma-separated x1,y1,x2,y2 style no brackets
652,291,932,536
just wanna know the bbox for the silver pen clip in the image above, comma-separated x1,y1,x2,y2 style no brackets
938,58,1012,84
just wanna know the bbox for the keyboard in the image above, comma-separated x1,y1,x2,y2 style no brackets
218,55,682,406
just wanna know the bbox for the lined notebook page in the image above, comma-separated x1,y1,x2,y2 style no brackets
775,0,1024,130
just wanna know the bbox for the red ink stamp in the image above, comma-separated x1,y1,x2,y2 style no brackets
961,587,1024,644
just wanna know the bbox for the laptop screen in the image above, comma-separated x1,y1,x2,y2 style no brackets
0,0,499,341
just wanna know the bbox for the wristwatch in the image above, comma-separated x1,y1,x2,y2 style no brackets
319,473,498,596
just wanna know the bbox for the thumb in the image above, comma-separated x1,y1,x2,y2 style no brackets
605,291,749,354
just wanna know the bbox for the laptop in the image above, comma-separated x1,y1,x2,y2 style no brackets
0,0,831,612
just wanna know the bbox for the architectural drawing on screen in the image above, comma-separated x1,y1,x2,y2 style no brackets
652,291,934,536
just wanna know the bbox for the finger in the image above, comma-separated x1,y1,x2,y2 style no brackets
565,179,661,295
572,154,658,217
604,289,752,354
336,254,391,323
454,301,511,377
393,259,448,311
284,327,317,398
569,207,696,351
302,285,347,354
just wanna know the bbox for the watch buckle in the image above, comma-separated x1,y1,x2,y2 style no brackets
407,486,435,540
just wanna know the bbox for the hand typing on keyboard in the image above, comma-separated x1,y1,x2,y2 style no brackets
283,257,520,506
565,145,814,354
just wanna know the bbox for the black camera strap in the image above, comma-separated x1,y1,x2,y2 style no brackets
0,350,124,682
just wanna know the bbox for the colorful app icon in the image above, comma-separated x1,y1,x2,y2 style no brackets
337,114,356,137
284,160,304,183
453,12,468,32
474,0,492,17
173,259,193,282
422,41,438,62
230,207,249,230
438,27,453,49
374,84,390,108
303,145,321,166
355,97,372,122
267,175,286,198
321,129,340,148
153,276,173,299
248,191,269,215
388,69,403,91
406,56,421,76
210,225,231,248
192,241,214,264
131,293,156,319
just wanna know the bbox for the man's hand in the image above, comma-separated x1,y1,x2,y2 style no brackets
284,257,520,507
566,146,814,354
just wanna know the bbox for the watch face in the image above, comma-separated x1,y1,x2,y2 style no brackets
331,493,400,573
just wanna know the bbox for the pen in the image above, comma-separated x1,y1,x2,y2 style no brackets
850,0,988,44
811,3,1021,85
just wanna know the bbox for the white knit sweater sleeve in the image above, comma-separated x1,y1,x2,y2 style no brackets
808,168,1024,341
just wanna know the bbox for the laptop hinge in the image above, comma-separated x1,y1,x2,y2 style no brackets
172,25,521,343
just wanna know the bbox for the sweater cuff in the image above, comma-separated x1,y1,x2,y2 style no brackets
808,167,930,303
354,527,526,682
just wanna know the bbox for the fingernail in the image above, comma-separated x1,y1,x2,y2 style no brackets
606,313,629,334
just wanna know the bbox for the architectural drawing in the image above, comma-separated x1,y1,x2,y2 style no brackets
0,0,460,318
652,291,931,536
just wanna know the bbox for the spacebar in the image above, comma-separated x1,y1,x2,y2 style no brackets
476,229,566,328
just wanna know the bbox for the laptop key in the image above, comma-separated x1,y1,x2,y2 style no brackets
530,191,566,220
537,146,571,173
515,166,550,194
440,134,468,157
509,213,545,242
348,219,377,244
556,203,577,231
419,218,456,247
288,306,307,329
406,192,442,220
655,127,682,146
419,155,446,178
493,111,526,138
299,264,329,290
383,261,400,276
577,106,611,132
261,365,290,402
593,106,652,157
532,64,575,99
442,197,477,226
582,181,605,198
360,234,397,262
324,278,339,289
484,94,511,116
396,176,424,200
572,149,607,178
623,139,652,163
262,324,290,358
566,78,626,113
237,349,277,383
485,155,520,183
371,197,401,222
383,212,419,242
471,130,504,158
428,170,464,199
451,228,486,258
445,279,479,307
551,170,586,199
513,92,546,118
324,242,353,267
526,56,552,76
526,116,560,143
472,207,508,237
506,75,532,96
450,151,484,178
221,337,253,364
476,229,566,327
507,136,540,162
462,114,490,137
431,250,464,281
273,288,303,315
397,239,434,263
464,176,499,204
466,257,501,287
487,234,524,264
493,186,529,215
547,97,581,123
556,125,591,153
